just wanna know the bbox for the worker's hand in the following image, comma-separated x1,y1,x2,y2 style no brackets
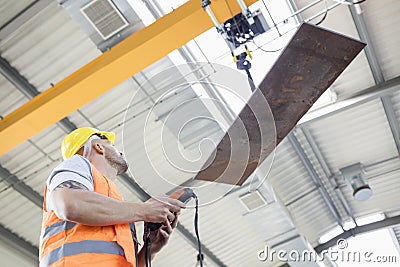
146,214,179,255
142,196,185,223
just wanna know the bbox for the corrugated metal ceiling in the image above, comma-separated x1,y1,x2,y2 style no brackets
0,0,35,29
0,74,26,117
0,1,100,93
362,0,400,81
307,99,398,173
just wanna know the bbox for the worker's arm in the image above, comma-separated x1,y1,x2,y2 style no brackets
50,180,185,226
137,215,179,266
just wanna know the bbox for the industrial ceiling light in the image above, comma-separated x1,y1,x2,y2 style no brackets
318,225,344,244
340,163,372,201
356,212,385,226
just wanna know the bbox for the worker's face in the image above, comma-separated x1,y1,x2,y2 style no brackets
101,140,129,175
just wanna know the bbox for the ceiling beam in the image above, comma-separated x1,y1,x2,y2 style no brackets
0,166,40,264
0,164,43,208
142,0,235,123
0,0,53,42
0,164,41,264
300,126,356,224
315,215,400,253
0,0,257,156
0,55,39,98
0,55,77,133
299,75,400,125
0,223,39,264
381,96,400,155
288,132,344,229
286,0,302,24
348,4,400,156
348,4,384,84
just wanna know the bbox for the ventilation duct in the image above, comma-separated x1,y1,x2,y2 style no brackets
58,0,144,51
239,190,267,212
81,0,129,40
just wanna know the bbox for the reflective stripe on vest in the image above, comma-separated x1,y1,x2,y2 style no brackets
41,221,77,243
40,240,124,267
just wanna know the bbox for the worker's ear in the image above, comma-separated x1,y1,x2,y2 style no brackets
92,141,105,155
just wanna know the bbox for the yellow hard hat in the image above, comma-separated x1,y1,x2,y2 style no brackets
61,127,115,160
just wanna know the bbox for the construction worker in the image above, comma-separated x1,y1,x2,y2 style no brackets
39,127,185,266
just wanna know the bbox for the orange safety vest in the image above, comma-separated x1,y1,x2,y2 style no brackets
39,163,138,267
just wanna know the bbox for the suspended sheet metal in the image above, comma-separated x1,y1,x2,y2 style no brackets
195,23,365,185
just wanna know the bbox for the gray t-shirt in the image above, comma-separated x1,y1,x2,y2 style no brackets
45,155,94,211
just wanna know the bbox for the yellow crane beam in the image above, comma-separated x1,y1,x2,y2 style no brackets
0,0,257,155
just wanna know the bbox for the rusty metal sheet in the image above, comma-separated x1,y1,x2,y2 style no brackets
195,23,366,185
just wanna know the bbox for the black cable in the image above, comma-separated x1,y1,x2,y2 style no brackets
315,0,328,26
144,190,202,267
251,40,284,53
245,68,256,92
193,193,203,267
342,0,367,4
144,226,152,267
334,0,367,5
352,0,367,4
260,0,282,36
144,226,149,267
148,236,152,267
315,10,327,25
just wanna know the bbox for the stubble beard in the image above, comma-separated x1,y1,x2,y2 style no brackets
104,146,129,175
